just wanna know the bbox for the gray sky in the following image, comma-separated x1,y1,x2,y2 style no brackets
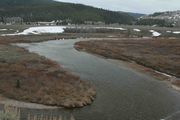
54,0,180,14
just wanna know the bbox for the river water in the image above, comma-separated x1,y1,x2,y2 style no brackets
16,39,180,120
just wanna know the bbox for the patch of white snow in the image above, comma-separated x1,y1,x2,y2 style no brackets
149,30,161,37
1,26,66,36
166,31,172,33
95,27,127,31
0,29,7,31
173,31,180,34
133,29,141,32
155,71,172,78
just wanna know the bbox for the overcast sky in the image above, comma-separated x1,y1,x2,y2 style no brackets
55,0,180,14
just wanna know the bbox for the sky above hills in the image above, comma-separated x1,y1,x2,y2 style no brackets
55,0,180,14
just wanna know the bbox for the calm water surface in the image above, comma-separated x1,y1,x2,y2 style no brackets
16,39,180,120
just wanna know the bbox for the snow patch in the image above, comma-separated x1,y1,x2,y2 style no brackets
0,29,7,31
155,71,172,78
173,31,180,34
95,27,127,30
152,25,157,27
149,30,161,37
166,31,172,33
133,29,141,32
1,26,66,36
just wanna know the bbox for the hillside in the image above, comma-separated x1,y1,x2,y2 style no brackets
0,0,135,24
0,0,53,6
119,11,145,19
125,12,145,18
137,10,180,27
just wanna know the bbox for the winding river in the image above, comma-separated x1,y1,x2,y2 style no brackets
16,39,180,120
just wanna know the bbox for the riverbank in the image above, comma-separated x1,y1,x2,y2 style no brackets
0,36,96,108
0,95,58,109
75,38,180,89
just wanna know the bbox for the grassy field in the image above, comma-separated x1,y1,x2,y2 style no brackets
0,24,180,38
75,38,180,87
65,25,180,38
0,33,128,45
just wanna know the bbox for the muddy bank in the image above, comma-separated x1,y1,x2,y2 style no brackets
0,44,96,108
75,38,180,88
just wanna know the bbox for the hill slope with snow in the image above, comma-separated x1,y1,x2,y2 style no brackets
137,10,180,27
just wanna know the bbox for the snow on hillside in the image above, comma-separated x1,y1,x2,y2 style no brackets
1,26,66,36
0,29,7,31
133,29,141,32
149,30,161,37
140,10,180,27
94,27,127,30
173,31,180,34
166,31,172,33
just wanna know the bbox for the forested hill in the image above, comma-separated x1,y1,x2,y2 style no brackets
0,0,135,24
0,0,53,6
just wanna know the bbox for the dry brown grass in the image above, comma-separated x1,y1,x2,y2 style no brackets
0,44,96,108
75,38,180,78
0,33,127,45
0,34,77,44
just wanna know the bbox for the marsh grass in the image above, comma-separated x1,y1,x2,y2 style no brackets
0,44,96,108
0,105,20,120
0,105,76,120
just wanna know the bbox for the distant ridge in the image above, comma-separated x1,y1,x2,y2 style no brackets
127,12,145,18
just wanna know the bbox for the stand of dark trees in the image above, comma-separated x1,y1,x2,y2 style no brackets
0,0,135,24
136,19,174,27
